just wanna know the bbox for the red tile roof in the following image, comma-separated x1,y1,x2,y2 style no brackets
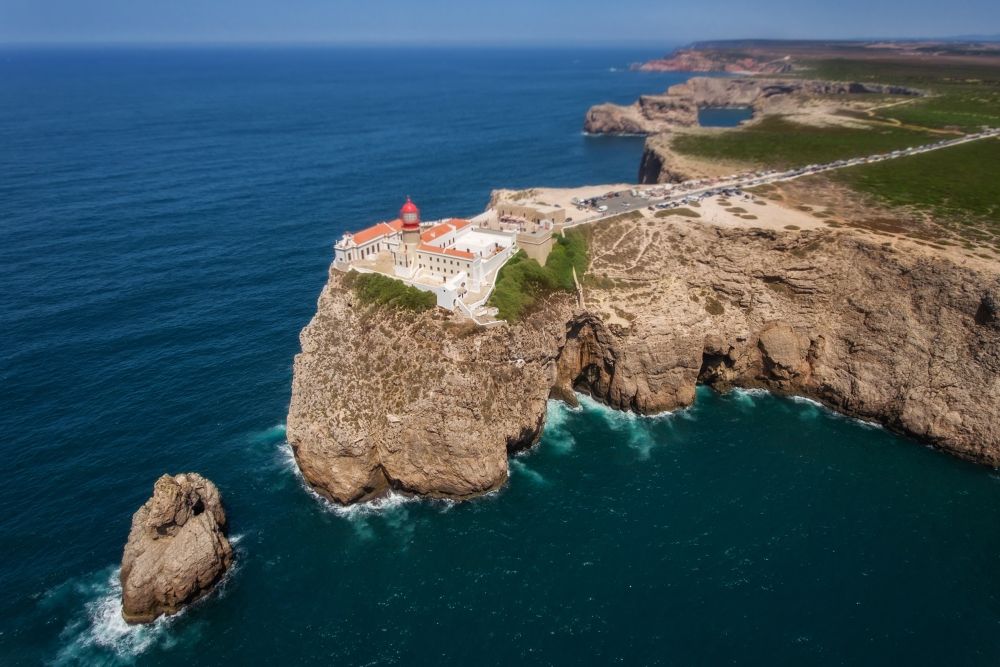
417,243,476,260
349,218,403,245
420,218,472,243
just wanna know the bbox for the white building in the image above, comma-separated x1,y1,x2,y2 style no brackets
334,197,516,309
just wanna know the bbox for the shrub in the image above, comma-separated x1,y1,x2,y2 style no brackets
489,229,590,321
655,207,701,219
348,272,436,312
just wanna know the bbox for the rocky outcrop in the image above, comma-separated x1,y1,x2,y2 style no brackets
637,134,716,184
120,473,233,624
584,77,923,135
289,222,1000,506
635,48,794,75
287,282,575,504
552,314,700,413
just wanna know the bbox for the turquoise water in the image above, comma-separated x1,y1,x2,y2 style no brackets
2,47,1000,665
698,106,753,127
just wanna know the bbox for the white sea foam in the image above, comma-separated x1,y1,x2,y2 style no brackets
573,393,679,459
729,388,886,431
51,568,179,665
250,423,287,443
729,387,771,407
52,531,247,665
786,394,884,429
277,438,421,519
510,459,549,486
539,399,580,453
789,395,824,407
575,392,680,422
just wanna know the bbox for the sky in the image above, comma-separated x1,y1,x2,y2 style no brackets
0,0,998,45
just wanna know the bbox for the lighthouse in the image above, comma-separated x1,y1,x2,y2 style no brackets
400,196,421,246
391,196,421,276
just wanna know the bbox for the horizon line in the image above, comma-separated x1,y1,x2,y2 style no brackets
2,34,998,49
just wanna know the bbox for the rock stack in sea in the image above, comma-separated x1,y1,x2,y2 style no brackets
120,473,233,624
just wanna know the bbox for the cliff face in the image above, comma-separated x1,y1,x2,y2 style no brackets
636,133,722,184
288,222,1000,505
635,48,794,75
287,278,574,504
584,77,922,135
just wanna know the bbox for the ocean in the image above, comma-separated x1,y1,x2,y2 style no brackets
1,46,999,665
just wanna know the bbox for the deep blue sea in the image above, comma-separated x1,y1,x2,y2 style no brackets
2,47,1000,665
698,106,753,127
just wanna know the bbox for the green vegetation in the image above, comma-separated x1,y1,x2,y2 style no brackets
489,229,589,322
805,58,1000,132
343,271,436,312
654,207,700,218
672,116,936,168
672,51,1000,230
832,139,1000,223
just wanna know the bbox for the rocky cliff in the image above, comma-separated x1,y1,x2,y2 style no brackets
635,48,794,75
120,473,233,624
584,77,922,135
288,221,1000,505
287,281,574,504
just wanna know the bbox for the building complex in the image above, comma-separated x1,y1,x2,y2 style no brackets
334,197,538,311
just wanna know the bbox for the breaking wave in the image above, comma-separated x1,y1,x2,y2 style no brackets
49,568,188,665
50,535,247,664
572,393,680,460
276,438,424,523
540,398,581,453
250,423,287,444
510,459,549,486
729,388,885,430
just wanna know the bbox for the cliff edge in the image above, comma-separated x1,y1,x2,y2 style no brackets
288,219,1000,505
584,77,921,135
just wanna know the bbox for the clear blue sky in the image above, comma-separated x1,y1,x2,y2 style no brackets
1,0,997,44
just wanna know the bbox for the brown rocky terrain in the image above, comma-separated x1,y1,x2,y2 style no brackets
635,48,793,75
288,215,1000,505
584,76,921,135
120,473,233,624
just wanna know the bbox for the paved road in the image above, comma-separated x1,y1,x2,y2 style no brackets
567,128,1000,228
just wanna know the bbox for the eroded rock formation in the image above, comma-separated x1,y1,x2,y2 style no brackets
584,77,922,135
287,285,572,504
120,473,233,624
635,48,794,75
288,219,1000,505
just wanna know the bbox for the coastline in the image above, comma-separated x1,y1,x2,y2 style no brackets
289,201,1000,504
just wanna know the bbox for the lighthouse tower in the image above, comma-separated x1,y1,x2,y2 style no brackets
393,196,421,277
400,196,421,246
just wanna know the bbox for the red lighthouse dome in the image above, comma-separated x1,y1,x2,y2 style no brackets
400,196,420,230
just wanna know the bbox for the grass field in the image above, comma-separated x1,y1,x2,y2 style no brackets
671,54,1000,229
672,116,936,169
832,138,1000,225
804,58,1000,132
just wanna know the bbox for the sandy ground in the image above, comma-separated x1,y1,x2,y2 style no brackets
693,195,824,230
504,183,634,214
492,182,1000,275
508,185,822,231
